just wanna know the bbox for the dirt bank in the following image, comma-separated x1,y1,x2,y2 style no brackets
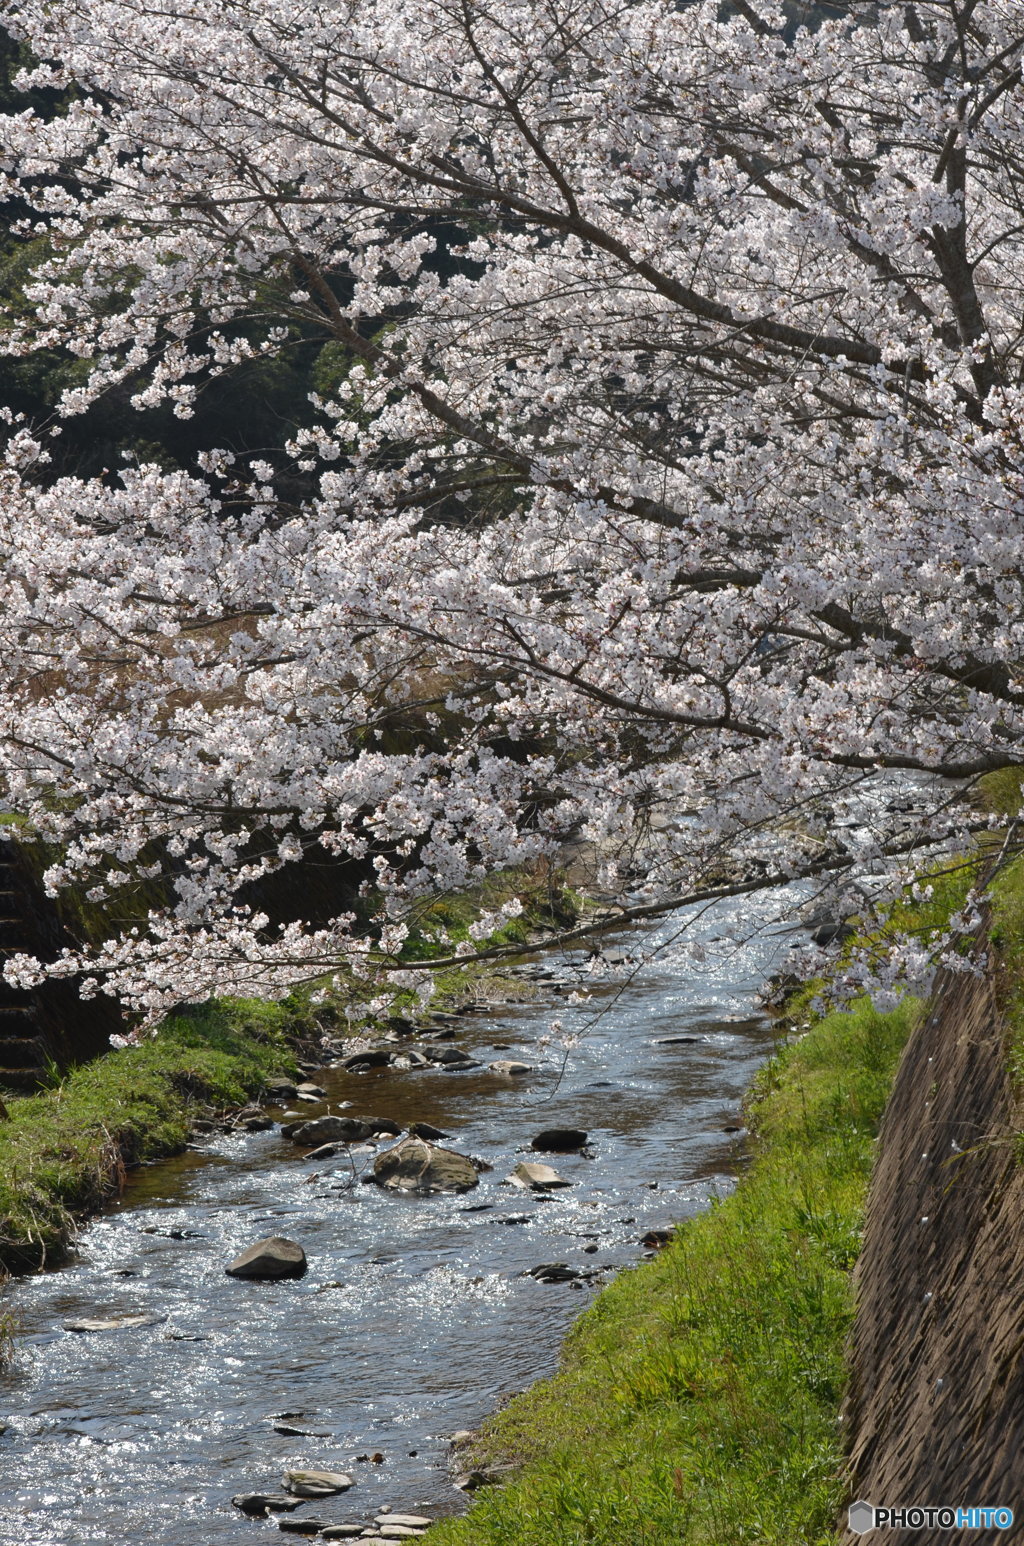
842,954,1024,1540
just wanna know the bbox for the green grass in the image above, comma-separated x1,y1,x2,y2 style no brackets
0,997,304,1272
967,765,1024,1092
778,859,978,1031
427,995,921,1546
987,855,1024,1091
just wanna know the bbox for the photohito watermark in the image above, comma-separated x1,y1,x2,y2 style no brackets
849,1502,1014,1533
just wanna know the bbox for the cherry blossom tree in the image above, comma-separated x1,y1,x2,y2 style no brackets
0,0,1021,1015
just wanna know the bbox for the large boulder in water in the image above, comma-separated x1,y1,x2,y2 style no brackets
373,1135,479,1194
225,1236,307,1279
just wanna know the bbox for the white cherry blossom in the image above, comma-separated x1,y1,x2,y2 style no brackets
0,0,1020,1011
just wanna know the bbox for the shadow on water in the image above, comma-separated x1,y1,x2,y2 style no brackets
0,888,804,1545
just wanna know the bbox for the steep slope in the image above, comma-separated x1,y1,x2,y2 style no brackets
842,959,1024,1538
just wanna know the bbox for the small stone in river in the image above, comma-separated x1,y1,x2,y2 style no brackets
407,1121,450,1140
490,1060,533,1076
527,1262,582,1283
368,1117,402,1136
320,1529,365,1541
225,1237,307,1280
296,1092,321,1103
511,1161,571,1191
375,1516,433,1529
64,1312,167,1332
265,1078,299,1100
241,1115,275,1131
426,1045,476,1066
232,1493,300,1516
278,1519,329,1534
282,1468,354,1497
304,1141,356,1160
296,1082,326,1096
530,1128,588,1153
377,1528,427,1540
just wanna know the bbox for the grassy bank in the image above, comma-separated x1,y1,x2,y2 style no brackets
427,993,920,1546
0,858,577,1278
0,997,306,1273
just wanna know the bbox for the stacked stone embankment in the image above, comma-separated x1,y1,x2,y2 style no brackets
841,959,1024,1541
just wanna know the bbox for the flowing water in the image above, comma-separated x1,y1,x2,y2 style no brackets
0,888,805,1546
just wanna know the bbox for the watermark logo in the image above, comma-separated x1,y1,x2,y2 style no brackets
849,1501,1014,1533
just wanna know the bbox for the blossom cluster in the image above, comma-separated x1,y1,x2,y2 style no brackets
0,0,1020,1010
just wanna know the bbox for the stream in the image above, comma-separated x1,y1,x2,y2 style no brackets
0,886,805,1546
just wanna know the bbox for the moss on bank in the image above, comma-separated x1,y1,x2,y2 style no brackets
428,995,921,1546
0,997,304,1273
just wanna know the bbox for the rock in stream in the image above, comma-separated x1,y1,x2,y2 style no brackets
373,1136,480,1194
225,1237,307,1280
510,1161,571,1191
531,1127,588,1153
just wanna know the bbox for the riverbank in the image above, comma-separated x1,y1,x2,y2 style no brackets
838,847,1024,1536
0,997,304,1273
0,863,573,1275
0,962,545,1276
426,870,985,1546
